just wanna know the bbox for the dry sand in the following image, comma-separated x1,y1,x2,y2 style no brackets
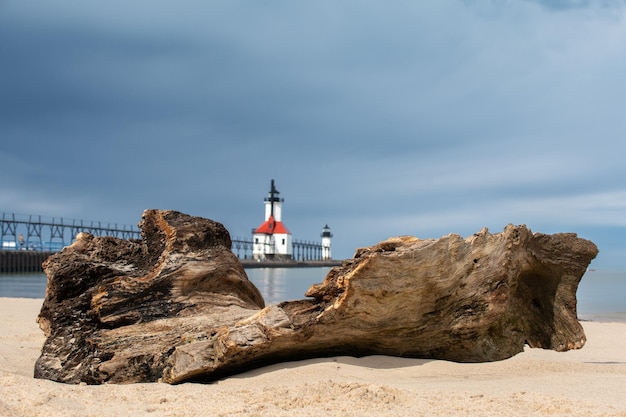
1,297,625,417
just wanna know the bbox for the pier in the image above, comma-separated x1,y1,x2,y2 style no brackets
241,259,342,268
1,212,340,273
0,250,53,273
0,212,142,273
1,212,140,252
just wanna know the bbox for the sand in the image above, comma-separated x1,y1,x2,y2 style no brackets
1,297,625,417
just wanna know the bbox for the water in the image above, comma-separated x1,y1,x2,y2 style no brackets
577,270,626,322
245,267,330,304
1,268,625,322
0,272,48,298
0,268,332,305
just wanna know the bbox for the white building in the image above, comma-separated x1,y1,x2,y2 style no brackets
252,180,293,260
321,224,333,260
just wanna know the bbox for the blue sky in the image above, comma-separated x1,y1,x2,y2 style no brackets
1,1,625,266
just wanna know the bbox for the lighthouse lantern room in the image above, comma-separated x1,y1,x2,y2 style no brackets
252,180,293,260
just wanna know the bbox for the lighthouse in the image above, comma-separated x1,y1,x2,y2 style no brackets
321,224,333,260
252,180,293,260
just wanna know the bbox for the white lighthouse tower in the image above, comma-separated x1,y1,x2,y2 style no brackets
321,224,333,260
252,180,293,260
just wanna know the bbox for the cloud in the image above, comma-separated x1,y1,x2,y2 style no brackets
1,1,625,265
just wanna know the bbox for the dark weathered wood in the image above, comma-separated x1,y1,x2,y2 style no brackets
34,210,598,384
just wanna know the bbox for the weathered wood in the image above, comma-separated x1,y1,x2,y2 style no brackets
34,210,598,384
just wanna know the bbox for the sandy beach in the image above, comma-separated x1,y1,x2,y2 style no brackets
1,297,625,417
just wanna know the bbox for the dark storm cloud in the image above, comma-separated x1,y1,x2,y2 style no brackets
1,1,626,265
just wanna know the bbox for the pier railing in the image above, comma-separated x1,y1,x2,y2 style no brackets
1,212,141,252
293,239,325,261
231,237,326,261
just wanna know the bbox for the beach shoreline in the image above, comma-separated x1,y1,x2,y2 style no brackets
2,297,625,417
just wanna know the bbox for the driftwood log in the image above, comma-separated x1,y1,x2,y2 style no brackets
35,210,598,384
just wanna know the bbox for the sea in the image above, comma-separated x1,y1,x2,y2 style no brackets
1,267,625,322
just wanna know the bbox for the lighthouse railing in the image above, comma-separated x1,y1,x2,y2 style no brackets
231,237,325,261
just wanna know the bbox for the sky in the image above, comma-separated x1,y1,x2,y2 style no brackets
1,0,626,267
